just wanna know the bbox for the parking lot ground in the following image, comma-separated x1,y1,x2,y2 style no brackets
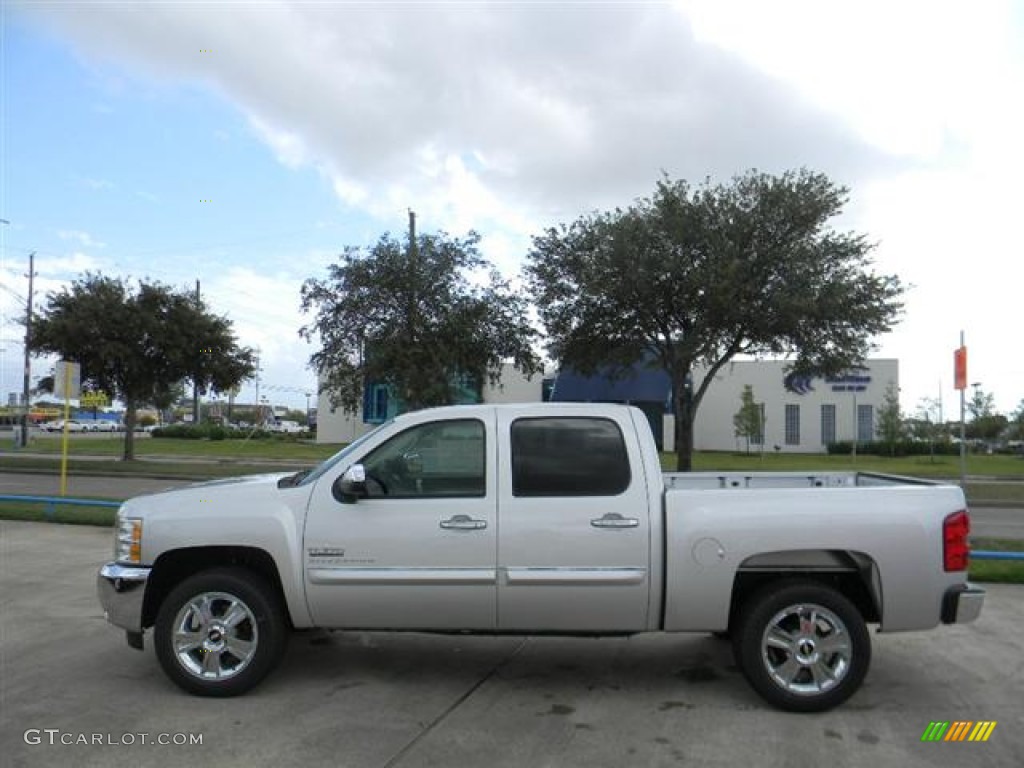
1,520,1022,768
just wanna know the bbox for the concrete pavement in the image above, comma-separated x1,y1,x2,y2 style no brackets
1,520,1021,768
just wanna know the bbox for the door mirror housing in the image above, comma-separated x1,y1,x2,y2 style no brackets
334,464,367,503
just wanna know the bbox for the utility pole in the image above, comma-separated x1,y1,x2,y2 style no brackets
193,279,201,425
21,252,35,448
253,347,261,425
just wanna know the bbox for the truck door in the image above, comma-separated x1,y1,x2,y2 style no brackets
496,411,652,632
304,416,497,629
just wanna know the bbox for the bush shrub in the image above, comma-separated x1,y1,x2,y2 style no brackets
826,440,960,457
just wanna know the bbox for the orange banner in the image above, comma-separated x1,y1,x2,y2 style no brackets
954,346,967,391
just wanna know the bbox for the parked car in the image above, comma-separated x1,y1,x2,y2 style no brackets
268,419,305,434
98,403,983,711
42,419,87,433
83,420,121,432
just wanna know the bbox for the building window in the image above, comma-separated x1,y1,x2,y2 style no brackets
751,403,765,445
785,404,800,446
857,404,874,443
363,382,390,424
821,404,836,446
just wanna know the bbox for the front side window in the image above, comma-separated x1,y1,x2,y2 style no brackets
511,417,630,497
361,419,485,498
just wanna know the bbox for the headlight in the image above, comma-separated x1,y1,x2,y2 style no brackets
115,516,143,564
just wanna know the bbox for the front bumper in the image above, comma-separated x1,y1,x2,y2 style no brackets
941,583,986,624
97,562,151,633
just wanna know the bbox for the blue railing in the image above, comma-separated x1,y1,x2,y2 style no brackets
0,493,120,520
970,550,1024,561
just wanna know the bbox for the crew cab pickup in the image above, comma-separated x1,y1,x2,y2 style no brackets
97,403,984,711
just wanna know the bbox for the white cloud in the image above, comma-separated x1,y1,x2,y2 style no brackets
58,230,106,248
18,1,1024,411
200,264,316,404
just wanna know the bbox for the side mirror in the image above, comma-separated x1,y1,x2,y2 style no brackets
333,464,367,504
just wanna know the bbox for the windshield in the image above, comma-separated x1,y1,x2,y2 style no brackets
297,420,391,487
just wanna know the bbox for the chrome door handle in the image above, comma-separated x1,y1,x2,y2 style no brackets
590,513,639,529
440,514,488,531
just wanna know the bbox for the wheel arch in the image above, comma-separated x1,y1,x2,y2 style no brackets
142,546,292,630
729,550,882,629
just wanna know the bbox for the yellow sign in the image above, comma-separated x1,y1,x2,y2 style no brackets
81,391,110,408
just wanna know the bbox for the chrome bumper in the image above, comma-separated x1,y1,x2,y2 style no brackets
942,583,986,624
97,562,151,633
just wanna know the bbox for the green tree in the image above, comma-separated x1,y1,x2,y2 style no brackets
526,169,905,470
966,386,1007,442
1010,400,1024,442
732,384,762,454
301,228,541,414
30,274,256,459
876,382,903,456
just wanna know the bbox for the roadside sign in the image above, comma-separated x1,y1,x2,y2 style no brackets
954,346,967,391
81,390,109,408
55,361,82,400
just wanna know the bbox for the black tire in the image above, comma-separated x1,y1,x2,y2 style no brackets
732,579,870,712
154,568,289,697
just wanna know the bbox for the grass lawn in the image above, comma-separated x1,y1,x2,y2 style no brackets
0,499,118,526
13,435,340,461
969,537,1024,584
0,456,307,479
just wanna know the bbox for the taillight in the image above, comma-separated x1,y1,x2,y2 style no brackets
943,510,970,572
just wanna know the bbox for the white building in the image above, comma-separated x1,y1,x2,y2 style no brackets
687,358,898,454
316,364,543,444
316,358,898,455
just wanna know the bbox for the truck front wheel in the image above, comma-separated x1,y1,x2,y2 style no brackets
733,580,870,712
154,568,288,697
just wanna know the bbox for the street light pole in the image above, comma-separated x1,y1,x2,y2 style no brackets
21,252,35,448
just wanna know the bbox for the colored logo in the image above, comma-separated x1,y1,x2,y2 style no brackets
921,721,997,742
783,373,815,395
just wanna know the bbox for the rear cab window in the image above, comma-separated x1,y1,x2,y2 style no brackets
510,417,630,496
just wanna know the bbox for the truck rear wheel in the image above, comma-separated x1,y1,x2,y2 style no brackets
154,568,288,697
733,580,870,712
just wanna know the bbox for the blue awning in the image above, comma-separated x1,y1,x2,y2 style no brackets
550,365,672,410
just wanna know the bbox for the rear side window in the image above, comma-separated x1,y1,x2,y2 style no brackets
511,417,630,497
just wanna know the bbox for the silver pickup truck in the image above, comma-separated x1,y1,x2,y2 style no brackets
98,403,984,711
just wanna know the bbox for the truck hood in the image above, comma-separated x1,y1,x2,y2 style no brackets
120,471,309,520
119,472,315,567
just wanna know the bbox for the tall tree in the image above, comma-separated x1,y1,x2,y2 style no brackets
966,386,1007,442
876,382,903,456
30,274,256,459
301,228,541,414
733,384,762,454
1010,399,1024,442
526,169,905,470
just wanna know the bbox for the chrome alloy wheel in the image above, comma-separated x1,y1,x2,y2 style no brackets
171,591,259,681
760,602,852,696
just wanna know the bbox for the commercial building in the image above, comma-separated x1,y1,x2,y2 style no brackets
316,358,898,454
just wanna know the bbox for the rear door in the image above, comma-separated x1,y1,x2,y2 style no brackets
496,410,652,632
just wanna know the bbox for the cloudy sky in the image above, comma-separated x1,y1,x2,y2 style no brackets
1,1,1022,418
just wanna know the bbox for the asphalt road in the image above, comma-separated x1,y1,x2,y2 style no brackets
2,471,1022,539
0,520,1021,768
